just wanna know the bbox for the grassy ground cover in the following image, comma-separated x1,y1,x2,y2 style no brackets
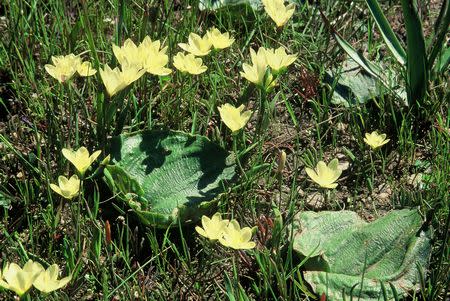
0,0,448,300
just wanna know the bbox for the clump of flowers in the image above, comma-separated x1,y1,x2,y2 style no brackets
45,54,96,83
364,131,390,150
240,46,297,90
196,213,256,250
218,103,252,133
0,260,43,297
112,36,171,76
305,158,342,189
262,0,295,27
0,260,71,297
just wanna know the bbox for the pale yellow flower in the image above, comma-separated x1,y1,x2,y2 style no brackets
262,0,295,27
218,103,252,133
0,260,44,297
206,27,235,50
113,36,172,76
62,147,101,176
139,36,170,73
263,47,297,73
249,47,268,66
50,175,80,199
305,159,342,189
99,64,145,96
219,220,256,250
76,61,97,76
240,48,279,89
33,264,71,293
178,33,212,56
364,131,390,150
173,52,207,75
112,38,144,67
45,54,96,82
195,212,229,241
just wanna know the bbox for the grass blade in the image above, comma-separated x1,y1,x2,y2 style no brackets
400,0,428,107
364,0,406,65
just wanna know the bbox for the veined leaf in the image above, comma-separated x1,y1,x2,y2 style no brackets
365,0,406,65
290,209,432,301
105,130,236,228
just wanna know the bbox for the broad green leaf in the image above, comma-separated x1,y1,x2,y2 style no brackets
105,130,236,228
290,209,431,301
364,0,406,65
400,0,428,106
326,59,385,107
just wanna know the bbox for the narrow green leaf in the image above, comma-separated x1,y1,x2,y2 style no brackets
400,0,428,106
436,46,450,74
333,33,383,80
364,0,406,65
428,0,450,69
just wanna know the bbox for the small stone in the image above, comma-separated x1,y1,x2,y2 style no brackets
306,192,325,209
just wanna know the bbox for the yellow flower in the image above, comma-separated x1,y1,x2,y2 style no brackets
364,131,390,150
219,220,256,250
218,103,252,133
99,64,145,96
0,260,44,297
45,54,96,83
262,0,295,27
173,52,207,75
50,175,80,199
113,36,171,76
240,48,279,90
62,147,101,176
263,47,297,73
178,33,212,56
206,27,234,50
195,212,229,241
76,61,97,77
112,38,144,67
33,264,71,293
305,159,342,189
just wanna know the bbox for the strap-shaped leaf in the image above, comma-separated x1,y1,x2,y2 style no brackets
401,0,428,106
428,0,450,70
365,0,406,65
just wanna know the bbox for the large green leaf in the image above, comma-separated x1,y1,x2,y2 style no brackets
326,59,385,107
105,130,236,228
290,209,431,300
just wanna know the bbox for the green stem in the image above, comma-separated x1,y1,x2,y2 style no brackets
233,135,247,180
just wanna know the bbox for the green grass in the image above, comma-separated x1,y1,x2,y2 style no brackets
0,0,449,300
